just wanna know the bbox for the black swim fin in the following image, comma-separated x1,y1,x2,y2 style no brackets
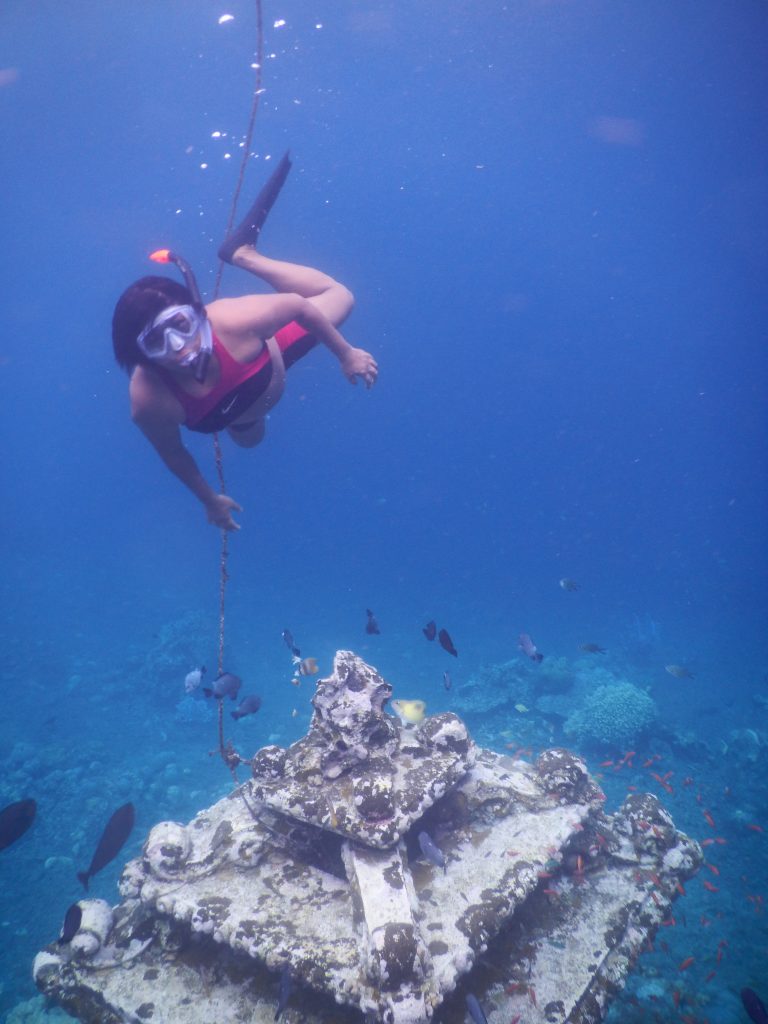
218,151,292,263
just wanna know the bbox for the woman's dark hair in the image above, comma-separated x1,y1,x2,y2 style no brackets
111,275,193,372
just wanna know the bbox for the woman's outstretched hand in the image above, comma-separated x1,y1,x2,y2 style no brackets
341,347,378,389
205,493,243,532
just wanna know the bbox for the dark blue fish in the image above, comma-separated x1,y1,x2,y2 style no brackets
203,672,242,701
77,802,135,890
231,694,262,720
275,964,293,1021
443,671,452,692
418,830,446,873
465,993,488,1024
0,798,36,852
438,628,458,657
365,609,380,635
423,620,436,641
282,629,301,658
57,903,82,945
742,989,768,1024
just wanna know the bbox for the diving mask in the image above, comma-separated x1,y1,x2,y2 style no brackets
140,248,213,382
137,304,207,361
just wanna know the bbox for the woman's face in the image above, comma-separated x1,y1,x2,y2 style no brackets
138,305,206,368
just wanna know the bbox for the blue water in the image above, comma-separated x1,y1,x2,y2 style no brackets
1,0,766,1020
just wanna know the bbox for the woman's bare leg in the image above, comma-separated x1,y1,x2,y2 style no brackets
231,246,354,327
226,417,266,448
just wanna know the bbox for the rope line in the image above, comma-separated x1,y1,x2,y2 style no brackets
209,0,264,774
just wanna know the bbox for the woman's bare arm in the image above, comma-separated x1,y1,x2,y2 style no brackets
130,372,243,530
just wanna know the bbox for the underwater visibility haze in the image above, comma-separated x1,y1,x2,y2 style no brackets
0,0,766,1020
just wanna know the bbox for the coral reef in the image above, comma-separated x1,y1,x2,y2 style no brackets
564,680,657,749
6,996,76,1023
131,611,213,705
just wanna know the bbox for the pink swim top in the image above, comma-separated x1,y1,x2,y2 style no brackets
161,321,314,434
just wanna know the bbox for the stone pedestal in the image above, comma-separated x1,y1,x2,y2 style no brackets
33,652,701,1024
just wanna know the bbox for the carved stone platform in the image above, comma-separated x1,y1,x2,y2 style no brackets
33,652,701,1023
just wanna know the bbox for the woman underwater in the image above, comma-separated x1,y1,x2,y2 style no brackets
111,153,378,532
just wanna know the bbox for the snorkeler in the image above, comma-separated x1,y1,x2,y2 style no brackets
111,152,378,532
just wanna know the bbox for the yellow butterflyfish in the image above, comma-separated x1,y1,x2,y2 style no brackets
391,699,426,726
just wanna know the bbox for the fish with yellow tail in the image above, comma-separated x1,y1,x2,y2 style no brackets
291,656,319,685
391,699,426,727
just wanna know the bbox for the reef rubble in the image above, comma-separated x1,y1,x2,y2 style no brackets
33,651,701,1024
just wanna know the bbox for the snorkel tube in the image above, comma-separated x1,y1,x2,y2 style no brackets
148,249,212,382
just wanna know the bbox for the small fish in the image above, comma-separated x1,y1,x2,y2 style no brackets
0,798,36,852
291,708,298,718
57,903,82,945
231,694,262,720
275,964,293,1021
514,703,529,713
418,831,446,873
281,629,301,658
665,664,694,679
365,609,380,635
742,988,768,1024
324,796,339,829
579,643,606,654
423,620,437,641
391,699,426,726
77,802,135,890
438,628,458,657
292,656,319,677
443,671,452,692
519,632,544,663
203,672,242,700
184,665,206,693
559,577,579,591
465,993,488,1024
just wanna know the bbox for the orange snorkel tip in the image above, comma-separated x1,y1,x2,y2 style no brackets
149,248,173,264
